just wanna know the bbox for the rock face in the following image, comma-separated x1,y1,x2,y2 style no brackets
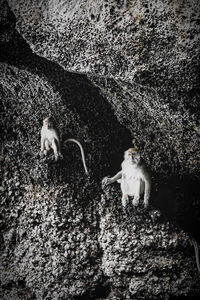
99,187,200,299
0,0,200,299
6,0,200,175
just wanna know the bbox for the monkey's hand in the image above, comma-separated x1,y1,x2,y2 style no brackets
102,177,113,189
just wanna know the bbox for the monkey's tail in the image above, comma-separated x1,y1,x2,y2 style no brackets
64,138,89,175
192,238,200,276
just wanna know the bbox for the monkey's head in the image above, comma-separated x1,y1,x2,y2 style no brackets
124,148,141,165
43,116,53,129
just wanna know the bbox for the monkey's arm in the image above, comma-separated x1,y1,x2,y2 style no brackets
40,134,45,152
102,171,122,188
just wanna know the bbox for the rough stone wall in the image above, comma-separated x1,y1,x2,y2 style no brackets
0,56,129,300
7,0,200,81
99,186,200,299
1,1,200,300
6,0,200,175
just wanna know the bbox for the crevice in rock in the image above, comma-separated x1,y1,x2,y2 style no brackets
73,278,111,300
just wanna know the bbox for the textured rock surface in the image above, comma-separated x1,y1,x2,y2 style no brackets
6,0,200,176
1,0,200,299
99,186,200,299
0,58,128,299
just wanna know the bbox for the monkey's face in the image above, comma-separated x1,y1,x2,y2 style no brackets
43,117,53,129
125,149,141,165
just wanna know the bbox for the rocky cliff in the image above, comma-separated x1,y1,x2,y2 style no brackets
6,0,200,175
0,0,200,299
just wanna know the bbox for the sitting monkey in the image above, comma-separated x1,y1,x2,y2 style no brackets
102,148,151,208
40,116,88,174
40,116,62,162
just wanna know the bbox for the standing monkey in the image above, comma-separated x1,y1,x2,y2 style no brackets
102,148,151,208
40,116,88,175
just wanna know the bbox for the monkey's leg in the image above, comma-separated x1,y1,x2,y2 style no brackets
44,140,50,151
59,152,63,159
51,138,59,161
58,150,63,159
144,199,149,209
57,141,63,159
122,194,128,208
132,193,140,206
132,196,139,206
44,140,50,156
132,182,140,206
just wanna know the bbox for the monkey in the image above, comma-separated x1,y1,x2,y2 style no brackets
41,116,63,162
40,117,89,175
102,148,151,208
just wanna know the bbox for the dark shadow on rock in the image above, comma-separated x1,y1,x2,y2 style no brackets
153,175,200,243
0,16,132,181
73,278,111,300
